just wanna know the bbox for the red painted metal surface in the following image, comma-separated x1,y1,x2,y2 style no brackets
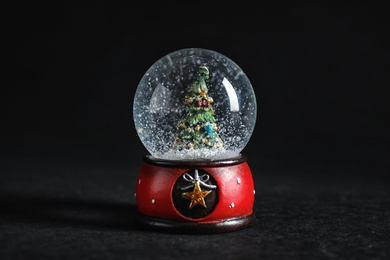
135,160,255,224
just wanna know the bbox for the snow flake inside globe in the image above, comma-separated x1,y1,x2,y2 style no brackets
133,48,257,161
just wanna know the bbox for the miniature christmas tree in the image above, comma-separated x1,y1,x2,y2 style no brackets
174,66,224,150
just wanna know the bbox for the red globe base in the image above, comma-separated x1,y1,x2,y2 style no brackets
135,154,255,234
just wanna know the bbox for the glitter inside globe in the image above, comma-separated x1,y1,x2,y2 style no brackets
133,48,257,161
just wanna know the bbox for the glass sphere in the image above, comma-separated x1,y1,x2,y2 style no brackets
133,48,257,161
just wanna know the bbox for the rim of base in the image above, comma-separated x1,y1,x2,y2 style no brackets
143,153,247,168
137,213,255,234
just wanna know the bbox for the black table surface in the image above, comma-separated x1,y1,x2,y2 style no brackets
1,146,389,260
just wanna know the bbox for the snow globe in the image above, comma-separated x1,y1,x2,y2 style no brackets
133,48,257,233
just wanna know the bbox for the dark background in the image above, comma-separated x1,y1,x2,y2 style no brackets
1,2,389,259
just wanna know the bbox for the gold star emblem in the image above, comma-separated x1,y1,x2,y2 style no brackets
181,182,212,209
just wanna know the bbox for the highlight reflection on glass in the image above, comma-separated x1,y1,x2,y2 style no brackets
222,77,239,112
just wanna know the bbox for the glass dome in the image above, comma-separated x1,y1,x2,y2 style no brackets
133,48,257,161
